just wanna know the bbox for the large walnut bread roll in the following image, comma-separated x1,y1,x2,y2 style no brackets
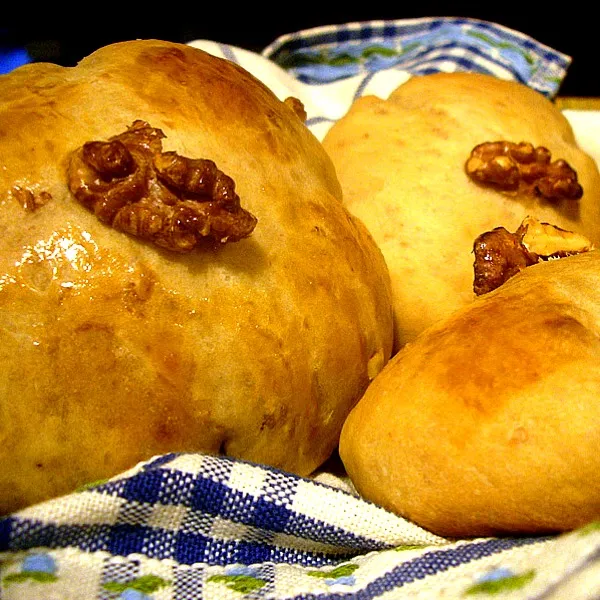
0,40,394,514
322,72,600,350
339,250,600,538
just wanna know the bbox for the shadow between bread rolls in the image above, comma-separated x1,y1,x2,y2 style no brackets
339,250,600,537
0,40,394,514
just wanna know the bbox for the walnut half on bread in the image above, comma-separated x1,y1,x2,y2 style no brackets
0,40,394,514
465,141,583,201
68,119,258,251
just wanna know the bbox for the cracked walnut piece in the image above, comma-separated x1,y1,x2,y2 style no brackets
473,216,594,295
68,120,258,252
465,141,583,201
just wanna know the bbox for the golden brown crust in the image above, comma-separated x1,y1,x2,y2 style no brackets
339,250,600,537
0,40,394,513
322,72,600,351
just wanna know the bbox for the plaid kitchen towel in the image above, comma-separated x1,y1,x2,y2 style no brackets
189,17,571,141
2,18,599,600
1,452,600,599
261,17,569,94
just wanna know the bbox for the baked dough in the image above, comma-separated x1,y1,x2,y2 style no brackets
0,40,394,514
339,250,600,537
322,72,600,350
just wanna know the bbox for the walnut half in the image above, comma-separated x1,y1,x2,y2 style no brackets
465,141,583,201
68,120,258,253
472,216,594,295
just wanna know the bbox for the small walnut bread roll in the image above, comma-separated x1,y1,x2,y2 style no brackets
339,250,600,538
322,72,600,351
0,40,394,514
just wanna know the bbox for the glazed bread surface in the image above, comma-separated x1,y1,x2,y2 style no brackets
0,40,394,514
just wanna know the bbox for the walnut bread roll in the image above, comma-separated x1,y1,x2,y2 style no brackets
0,40,394,514
322,72,600,351
339,250,600,538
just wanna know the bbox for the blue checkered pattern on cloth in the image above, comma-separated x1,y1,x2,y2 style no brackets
261,17,570,97
2,452,600,598
0,454,600,600
189,17,571,142
2,20,600,599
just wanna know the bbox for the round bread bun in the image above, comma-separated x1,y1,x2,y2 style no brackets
322,72,600,350
339,250,600,538
0,40,394,514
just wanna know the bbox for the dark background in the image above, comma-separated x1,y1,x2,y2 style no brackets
1,9,596,96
